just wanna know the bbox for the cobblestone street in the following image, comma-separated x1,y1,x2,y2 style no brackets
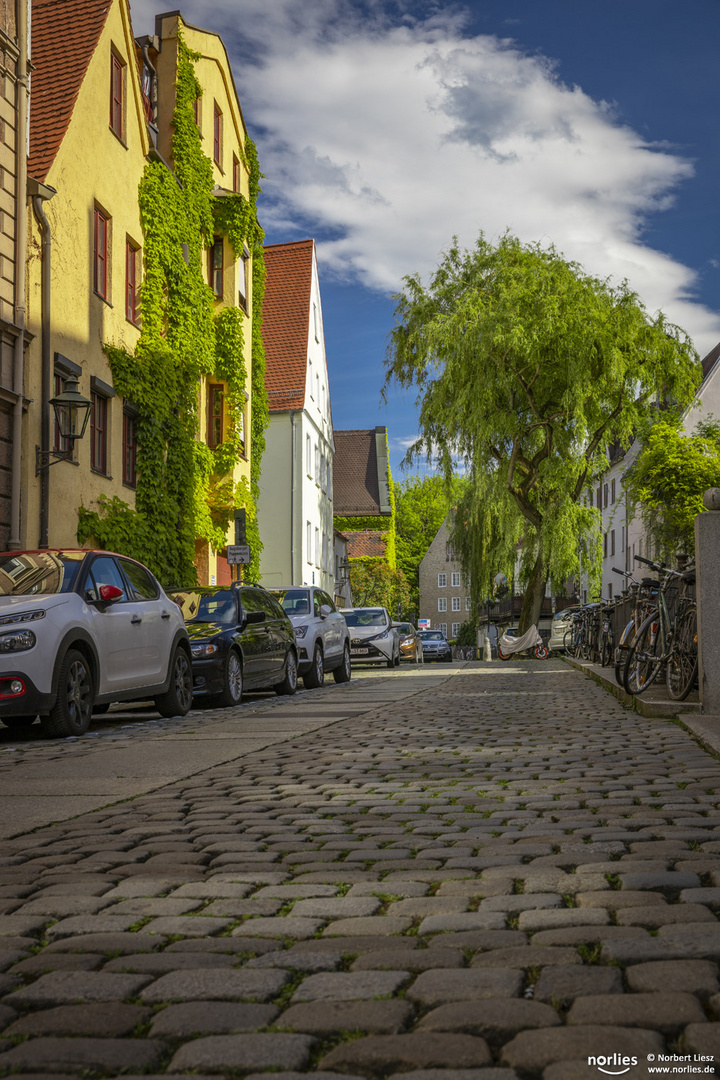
2,659,720,1079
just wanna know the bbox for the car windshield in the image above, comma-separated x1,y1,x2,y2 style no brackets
343,609,387,627
396,624,414,635
419,631,444,641
274,589,311,616
0,552,84,596
182,591,237,626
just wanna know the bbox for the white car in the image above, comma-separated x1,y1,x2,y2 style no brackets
0,549,192,738
270,586,351,689
341,606,400,668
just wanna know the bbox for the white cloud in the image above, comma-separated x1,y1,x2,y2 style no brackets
132,0,720,356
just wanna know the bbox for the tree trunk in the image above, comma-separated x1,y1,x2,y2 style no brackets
518,550,547,634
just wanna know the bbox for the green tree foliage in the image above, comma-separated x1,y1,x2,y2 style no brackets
394,474,464,616
385,233,700,632
349,560,411,618
625,416,720,558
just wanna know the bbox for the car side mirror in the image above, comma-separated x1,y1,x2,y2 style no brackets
319,604,332,618
86,584,124,606
245,610,266,624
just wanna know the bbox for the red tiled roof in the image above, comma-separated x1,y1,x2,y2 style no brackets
333,429,388,516
345,530,388,558
29,0,113,182
262,239,315,412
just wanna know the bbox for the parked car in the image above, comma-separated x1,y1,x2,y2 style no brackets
341,607,400,668
548,607,579,652
0,549,192,738
168,582,298,706
394,622,424,663
418,628,452,662
269,586,351,688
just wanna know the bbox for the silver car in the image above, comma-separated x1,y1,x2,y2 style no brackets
271,587,351,689
342,607,401,668
548,607,578,652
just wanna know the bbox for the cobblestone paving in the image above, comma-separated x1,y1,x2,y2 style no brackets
2,659,720,1079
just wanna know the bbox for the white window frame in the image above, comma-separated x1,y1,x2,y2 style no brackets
465,596,471,611
438,597,447,612
451,571,461,587
440,622,447,635
452,622,461,638
452,596,461,611
306,521,312,563
438,573,447,588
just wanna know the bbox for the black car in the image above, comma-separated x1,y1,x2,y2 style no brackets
418,629,453,662
168,583,298,706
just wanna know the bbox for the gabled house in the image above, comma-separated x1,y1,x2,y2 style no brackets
418,514,472,638
257,239,335,594
333,426,395,568
19,2,263,587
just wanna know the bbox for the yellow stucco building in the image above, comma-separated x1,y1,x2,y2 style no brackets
20,0,258,586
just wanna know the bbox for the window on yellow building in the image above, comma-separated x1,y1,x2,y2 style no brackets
90,391,108,475
213,103,223,167
238,244,250,314
93,207,110,300
122,409,137,488
232,155,240,192
208,385,224,449
110,51,125,141
125,240,140,324
210,237,223,299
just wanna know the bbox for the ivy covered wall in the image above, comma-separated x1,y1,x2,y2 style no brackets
78,38,268,585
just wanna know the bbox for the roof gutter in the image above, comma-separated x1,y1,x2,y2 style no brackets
290,409,297,583
8,0,29,550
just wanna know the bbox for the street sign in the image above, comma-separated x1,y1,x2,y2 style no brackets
418,618,431,629
227,544,251,565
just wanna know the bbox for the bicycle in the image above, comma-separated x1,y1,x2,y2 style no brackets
623,555,697,700
611,567,658,688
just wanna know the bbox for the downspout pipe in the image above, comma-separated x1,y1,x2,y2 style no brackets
290,410,296,583
32,191,53,549
8,0,29,550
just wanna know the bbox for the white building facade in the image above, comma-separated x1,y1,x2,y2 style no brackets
257,240,335,594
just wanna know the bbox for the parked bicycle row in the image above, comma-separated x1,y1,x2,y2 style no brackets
562,553,698,702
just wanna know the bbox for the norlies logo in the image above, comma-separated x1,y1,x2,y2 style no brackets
588,1054,639,1075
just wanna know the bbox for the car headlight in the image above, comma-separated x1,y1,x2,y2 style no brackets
0,629,36,653
0,610,45,627
294,625,308,639
372,630,389,640
190,642,220,657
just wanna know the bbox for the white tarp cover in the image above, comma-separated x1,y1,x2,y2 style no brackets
498,625,542,654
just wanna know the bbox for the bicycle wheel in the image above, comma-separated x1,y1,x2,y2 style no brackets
614,619,636,687
624,613,662,696
666,605,698,701
601,634,612,668
563,628,575,656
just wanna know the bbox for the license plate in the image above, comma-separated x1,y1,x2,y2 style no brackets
351,648,369,655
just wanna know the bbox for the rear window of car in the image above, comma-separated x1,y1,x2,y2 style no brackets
396,623,414,635
343,608,387,627
0,551,84,596
275,589,311,616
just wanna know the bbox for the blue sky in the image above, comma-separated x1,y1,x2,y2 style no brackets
134,0,720,480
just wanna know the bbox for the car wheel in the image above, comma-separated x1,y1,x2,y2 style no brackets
333,642,352,684
275,650,298,696
394,649,401,667
386,652,396,669
154,647,193,718
43,649,94,738
218,650,243,707
304,644,324,689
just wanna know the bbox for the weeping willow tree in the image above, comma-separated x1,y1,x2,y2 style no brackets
384,234,700,633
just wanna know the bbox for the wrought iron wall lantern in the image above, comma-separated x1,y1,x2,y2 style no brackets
35,374,93,474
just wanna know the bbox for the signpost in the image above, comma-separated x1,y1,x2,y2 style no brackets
226,545,251,566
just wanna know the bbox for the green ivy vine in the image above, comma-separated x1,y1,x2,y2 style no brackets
77,36,268,585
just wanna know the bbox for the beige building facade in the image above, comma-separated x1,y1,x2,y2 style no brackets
418,515,473,638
